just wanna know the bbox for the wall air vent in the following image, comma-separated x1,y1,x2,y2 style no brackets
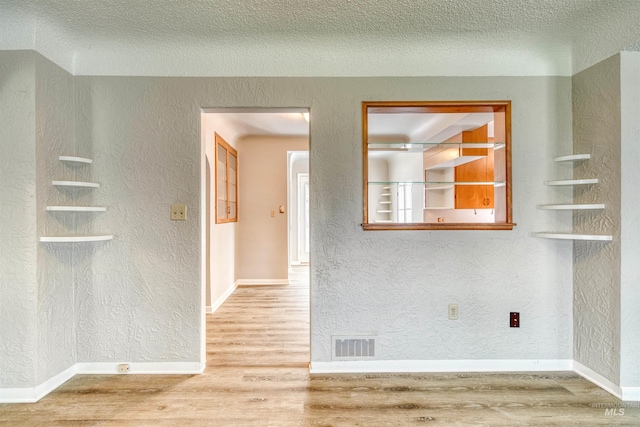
332,336,376,360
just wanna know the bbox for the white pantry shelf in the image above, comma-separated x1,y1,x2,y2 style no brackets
58,156,93,164
40,235,113,243
553,154,591,162
532,233,613,241
545,178,598,186
52,180,100,188
46,206,107,212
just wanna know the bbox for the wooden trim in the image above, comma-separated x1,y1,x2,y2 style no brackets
214,133,238,224
362,223,516,231
362,100,513,230
362,102,369,225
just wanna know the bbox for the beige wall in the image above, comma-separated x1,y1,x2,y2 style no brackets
204,114,239,311
237,135,309,280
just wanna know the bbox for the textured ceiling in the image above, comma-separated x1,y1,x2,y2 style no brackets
2,0,640,76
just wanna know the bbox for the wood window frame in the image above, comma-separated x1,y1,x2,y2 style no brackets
362,100,515,231
215,133,238,224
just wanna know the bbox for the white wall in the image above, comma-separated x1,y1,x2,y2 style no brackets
619,52,640,390
289,152,310,265
35,52,77,384
1,64,576,389
572,55,622,385
0,51,38,388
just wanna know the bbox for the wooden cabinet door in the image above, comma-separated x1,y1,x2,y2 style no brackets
455,124,494,209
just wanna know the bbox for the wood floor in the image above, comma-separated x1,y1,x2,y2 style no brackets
1,266,638,426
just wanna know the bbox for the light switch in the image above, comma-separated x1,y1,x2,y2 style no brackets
171,204,187,220
270,210,275,217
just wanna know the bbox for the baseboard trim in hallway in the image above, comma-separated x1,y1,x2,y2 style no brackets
235,279,290,286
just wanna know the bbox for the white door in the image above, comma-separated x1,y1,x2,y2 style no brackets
298,173,310,263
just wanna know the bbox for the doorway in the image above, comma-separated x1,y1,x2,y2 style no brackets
200,108,310,368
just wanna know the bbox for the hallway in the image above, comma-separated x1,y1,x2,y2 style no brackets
0,266,637,425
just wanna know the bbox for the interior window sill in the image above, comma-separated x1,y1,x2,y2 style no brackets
361,223,516,231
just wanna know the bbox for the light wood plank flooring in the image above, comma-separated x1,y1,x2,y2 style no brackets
1,266,638,426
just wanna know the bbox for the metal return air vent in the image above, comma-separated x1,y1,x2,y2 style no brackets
333,337,376,359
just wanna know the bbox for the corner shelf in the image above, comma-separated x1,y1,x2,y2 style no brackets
42,156,112,244
534,153,612,242
553,154,591,162
40,235,113,243
538,204,605,210
545,178,598,186
58,156,93,164
532,233,612,241
52,180,100,188
46,206,107,212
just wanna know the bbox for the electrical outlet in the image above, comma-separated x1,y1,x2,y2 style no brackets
510,312,520,328
171,204,187,221
448,304,459,320
117,363,130,374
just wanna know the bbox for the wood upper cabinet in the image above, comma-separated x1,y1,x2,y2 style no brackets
454,124,494,209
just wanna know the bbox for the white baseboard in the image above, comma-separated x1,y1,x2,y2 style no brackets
0,364,77,403
209,282,237,313
621,387,640,401
0,362,204,403
236,279,289,286
310,359,573,374
573,360,623,400
75,362,204,375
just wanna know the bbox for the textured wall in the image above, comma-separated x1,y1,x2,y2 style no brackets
572,55,621,384
0,51,38,387
237,135,309,280
73,77,202,363
3,71,574,374
34,52,77,383
619,52,640,388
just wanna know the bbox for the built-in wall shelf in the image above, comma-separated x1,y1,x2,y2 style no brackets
42,156,111,243
58,156,93,164
46,206,107,212
534,153,609,242
538,203,605,210
52,180,100,188
532,233,613,241
40,235,113,243
545,178,598,186
553,154,591,162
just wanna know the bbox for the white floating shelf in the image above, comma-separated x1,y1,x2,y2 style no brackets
46,206,107,212
379,201,392,205
52,180,100,188
39,235,113,243
380,193,391,196
377,210,393,213
532,233,613,241
553,154,591,162
545,178,598,186
59,156,93,164
538,203,605,210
